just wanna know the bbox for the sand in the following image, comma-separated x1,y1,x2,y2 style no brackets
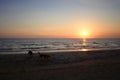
0,49,120,80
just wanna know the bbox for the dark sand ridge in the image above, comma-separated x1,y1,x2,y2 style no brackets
0,49,120,80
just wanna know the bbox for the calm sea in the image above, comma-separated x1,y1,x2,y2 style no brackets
0,38,120,54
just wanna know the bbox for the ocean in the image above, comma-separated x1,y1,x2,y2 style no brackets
0,38,120,54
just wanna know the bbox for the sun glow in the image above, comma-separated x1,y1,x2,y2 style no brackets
81,31,89,38
82,31,88,36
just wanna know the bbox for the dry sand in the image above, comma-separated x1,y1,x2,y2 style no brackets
0,49,120,80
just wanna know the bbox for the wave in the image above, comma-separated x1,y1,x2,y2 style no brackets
0,38,120,53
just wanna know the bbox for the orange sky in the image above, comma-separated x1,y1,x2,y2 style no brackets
0,0,120,38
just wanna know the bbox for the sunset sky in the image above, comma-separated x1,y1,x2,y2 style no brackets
0,0,120,38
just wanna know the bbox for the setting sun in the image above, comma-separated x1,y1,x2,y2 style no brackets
82,31,88,36
81,31,89,38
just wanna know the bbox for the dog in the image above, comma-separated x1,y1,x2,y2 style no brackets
38,52,50,60
28,50,33,55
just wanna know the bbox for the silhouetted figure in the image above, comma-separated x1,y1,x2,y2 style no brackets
28,50,33,55
38,52,50,60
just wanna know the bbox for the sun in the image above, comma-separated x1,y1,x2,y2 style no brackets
81,31,88,38
82,31,88,36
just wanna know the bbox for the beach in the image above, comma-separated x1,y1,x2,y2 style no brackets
0,0,120,80
0,49,120,80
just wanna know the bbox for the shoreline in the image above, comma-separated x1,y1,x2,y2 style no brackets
0,49,120,68
0,48,120,54
0,49,120,80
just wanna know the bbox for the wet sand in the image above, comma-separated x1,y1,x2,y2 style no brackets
0,49,120,80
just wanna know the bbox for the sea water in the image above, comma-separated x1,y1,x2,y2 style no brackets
0,38,120,53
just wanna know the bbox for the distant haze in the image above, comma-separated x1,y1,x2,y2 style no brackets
0,0,120,38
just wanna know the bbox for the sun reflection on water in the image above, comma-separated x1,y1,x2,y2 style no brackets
81,38,88,51
82,38,87,46
81,49,88,51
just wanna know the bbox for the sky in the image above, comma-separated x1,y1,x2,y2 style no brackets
0,0,120,38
